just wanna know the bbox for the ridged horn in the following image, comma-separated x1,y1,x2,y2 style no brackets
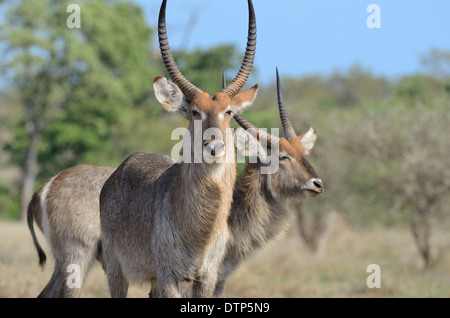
276,67,297,140
234,113,273,147
221,0,257,98
225,70,272,146
158,0,203,101
222,69,227,90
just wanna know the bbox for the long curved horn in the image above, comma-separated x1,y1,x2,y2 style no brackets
276,67,297,139
158,0,203,101
234,113,273,146
221,0,257,98
222,69,227,90
225,69,272,145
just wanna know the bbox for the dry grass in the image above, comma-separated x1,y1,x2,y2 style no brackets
1,216,449,298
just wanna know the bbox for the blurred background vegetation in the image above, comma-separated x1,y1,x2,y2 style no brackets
0,0,449,279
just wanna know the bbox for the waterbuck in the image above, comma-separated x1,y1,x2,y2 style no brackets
27,165,114,297
99,0,258,297
150,69,324,297
27,70,321,298
213,68,324,296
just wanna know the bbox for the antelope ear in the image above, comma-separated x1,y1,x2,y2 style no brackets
299,127,317,155
153,76,189,118
231,84,259,114
234,127,268,162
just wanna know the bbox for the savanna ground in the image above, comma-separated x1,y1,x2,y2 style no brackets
1,216,449,298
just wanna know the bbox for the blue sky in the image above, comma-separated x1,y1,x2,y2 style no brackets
133,0,450,85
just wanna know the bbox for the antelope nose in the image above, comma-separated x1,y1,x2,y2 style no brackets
313,179,324,191
212,142,224,156
204,141,225,157
302,178,324,195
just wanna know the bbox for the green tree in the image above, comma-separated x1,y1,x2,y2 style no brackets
420,48,450,79
333,86,450,267
1,0,157,220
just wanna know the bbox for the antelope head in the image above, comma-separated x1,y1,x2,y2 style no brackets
234,68,324,197
153,0,259,165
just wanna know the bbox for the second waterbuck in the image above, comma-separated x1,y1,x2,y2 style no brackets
99,0,258,297
214,69,324,295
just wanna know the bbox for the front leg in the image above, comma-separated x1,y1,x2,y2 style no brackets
193,231,228,297
106,259,129,298
213,279,226,297
148,284,160,298
156,269,181,298
150,281,193,297
192,273,218,298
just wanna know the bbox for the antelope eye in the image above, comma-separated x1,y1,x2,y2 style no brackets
225,110,233,116
191,110,200,117
279,154,290,161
